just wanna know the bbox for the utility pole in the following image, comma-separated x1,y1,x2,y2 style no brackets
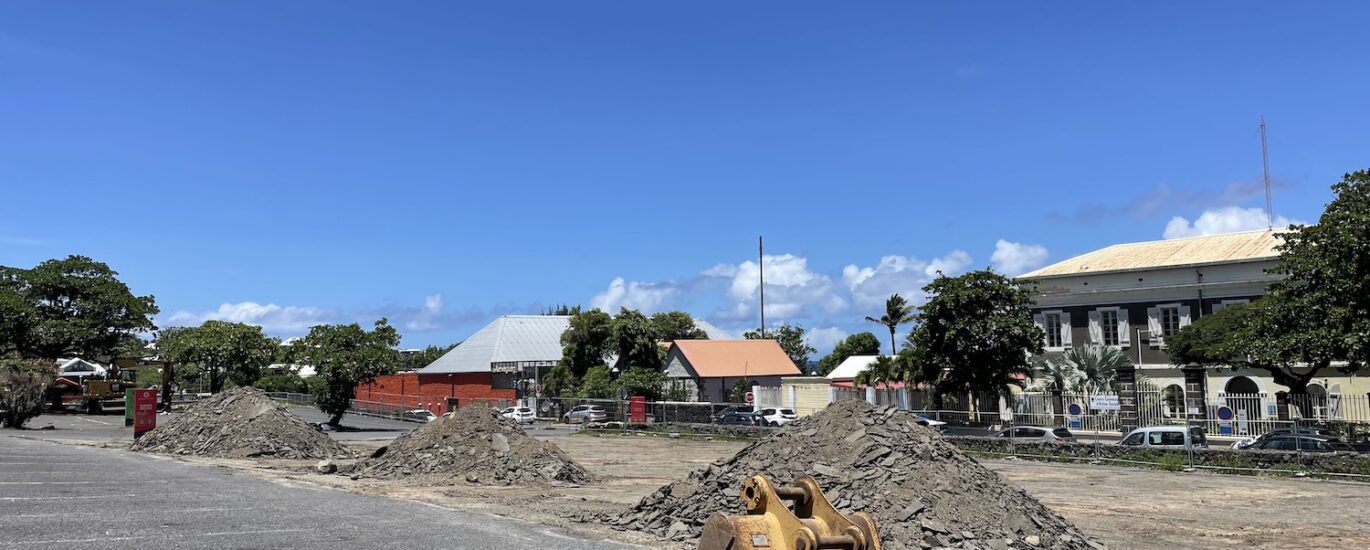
1261,116,1273,229
758,235,765,339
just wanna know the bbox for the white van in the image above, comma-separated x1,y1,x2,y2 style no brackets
1119,425,1208,449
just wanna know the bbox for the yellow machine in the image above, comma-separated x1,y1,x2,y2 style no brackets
699,475,882,550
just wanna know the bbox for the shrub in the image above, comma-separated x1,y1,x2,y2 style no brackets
1,359,54,429
252,373,309,394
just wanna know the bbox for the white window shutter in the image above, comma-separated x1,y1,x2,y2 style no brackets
1179,305,1191,328
1147,307,1162,347
1088,311,1102,344
1118,309,1131,346
1060,312,1072,348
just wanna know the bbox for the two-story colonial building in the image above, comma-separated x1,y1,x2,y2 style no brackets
1018,229,1370,423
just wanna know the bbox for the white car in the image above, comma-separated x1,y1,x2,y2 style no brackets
753,408,798,427
401,409,436,423
500,406,536,424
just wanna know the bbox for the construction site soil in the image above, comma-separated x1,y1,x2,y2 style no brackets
129,387,355,460
603,400,1099,550
350,404,591,485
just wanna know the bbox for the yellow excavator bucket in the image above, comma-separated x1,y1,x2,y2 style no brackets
699,475,881,550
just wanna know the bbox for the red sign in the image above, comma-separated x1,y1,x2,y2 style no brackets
133,389,158,438
629,396,646,423
744,391,754,404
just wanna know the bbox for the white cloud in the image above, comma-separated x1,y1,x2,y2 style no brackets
402,294,446,331
166,302,337,334
1163,206,1306,239
590,277,679,313
841,251,972,310
804,326,849,355
708,254,846,320
990,240,1049,276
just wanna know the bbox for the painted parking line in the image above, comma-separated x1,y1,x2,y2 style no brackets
0,493,138,501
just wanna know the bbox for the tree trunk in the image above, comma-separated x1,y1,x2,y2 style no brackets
888,327,897,357
209,368,222,394
329,411,344,427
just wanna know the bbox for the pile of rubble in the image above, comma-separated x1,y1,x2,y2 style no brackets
131,387,354,460
606,400,1100,550
351,405,591,485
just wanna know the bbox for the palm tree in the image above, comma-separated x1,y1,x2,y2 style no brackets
1032,358,1082,392
1059,345,1132,393
865,294,916,357
854,355,902,389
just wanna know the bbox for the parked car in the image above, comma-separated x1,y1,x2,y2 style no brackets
993,426,1075,444
1119,425,1208,449
753,408,798,427
713,405,754,420
500,406,536,424
1232,427,1339,450
915,415,947,428
401,409,436,423
1245,435,1354,453
562,404,608,424
716,412,759,426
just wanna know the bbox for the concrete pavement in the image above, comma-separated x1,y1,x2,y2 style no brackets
0,434,633,549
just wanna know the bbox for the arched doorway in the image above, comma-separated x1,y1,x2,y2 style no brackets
1225,376,1259,395
1162,384,1184,418
1224,376,1262,424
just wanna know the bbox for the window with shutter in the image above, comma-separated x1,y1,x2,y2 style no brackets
1117,309,1131,346
1147,307,1163,347
1088,311,1103,344
1060,312,1072,348
1098,309,1121,347
1043,312,1063,349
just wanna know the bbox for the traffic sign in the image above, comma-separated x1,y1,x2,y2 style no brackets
1215,406,1234,421
744,391,754,404
1067,403,1083,416
132,389,157,438
1217,405,1235,435
1089,395,1120,411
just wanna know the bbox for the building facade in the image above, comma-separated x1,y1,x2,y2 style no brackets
1021,229,1369,423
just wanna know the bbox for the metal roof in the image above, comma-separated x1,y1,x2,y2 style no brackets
419,314,739,374
825,355,879,380
1019,229,1288,279
669,340,802,378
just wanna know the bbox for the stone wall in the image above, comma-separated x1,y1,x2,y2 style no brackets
949,436,1370,477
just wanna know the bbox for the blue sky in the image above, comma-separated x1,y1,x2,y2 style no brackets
3,2,1367,354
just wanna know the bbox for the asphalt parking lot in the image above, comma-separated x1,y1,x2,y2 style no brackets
0,434,632,550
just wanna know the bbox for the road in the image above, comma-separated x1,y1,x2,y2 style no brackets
0,434,633,550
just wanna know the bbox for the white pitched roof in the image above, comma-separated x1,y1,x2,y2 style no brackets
419,314,740,374
57,358,107,377
693,318,736,340
825,355,879,380
420,315,570,374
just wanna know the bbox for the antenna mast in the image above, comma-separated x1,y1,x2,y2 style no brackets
758,236,765,339
1261,116,1273,229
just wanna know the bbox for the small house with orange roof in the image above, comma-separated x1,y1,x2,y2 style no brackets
663,339,802,403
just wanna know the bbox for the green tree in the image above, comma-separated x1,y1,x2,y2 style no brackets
288,319,402,426
559,309,613,378
650,311,708,341
911,270,1043,398
1059,345,1131,393
155,321,278,394
1168,298,1338,395
401,343,457,371
577,366,616,399
616,366,668,401
816,332,883,376
252,373,309,393
611,308,663,370
853,355,902,388
543,304,582,316
0,358,53,428
0,256,158,361
728,379,752,403
541,364,577,398
744,323,816,370
865,293,916,357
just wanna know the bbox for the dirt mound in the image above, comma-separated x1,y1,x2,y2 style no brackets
131,387,354,460
607,400,1099,550
351,405,591,485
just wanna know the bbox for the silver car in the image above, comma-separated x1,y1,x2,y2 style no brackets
562,404,608,424
994,426,1075,444
1119,425,1207,449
